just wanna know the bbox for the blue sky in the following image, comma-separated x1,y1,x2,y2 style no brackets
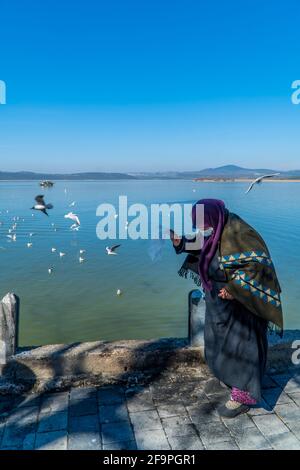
0,0,300,172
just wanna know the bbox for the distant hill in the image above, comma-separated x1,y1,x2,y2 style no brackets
0,171,137,180
0,166,299,180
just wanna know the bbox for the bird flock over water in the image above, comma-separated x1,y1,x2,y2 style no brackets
0,174,279,297
0,190,123,297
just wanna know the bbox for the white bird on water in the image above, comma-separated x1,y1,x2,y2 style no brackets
106,244,121,255
48,267,54,274
79,249,86,254
7,234,16,241
51,247,57,252
27,242,33,248
79,257,85,263
116,289,122,296
245,173,281,194
59,252,66,258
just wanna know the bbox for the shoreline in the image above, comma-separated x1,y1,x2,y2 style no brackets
193,178,300,183
0,178,300,183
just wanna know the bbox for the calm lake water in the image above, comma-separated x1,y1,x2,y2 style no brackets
0,180,299,346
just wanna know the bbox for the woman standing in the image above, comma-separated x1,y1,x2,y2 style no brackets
171,199,283,418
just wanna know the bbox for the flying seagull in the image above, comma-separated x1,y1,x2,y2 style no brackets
70,224,80,231
245,173,281,194
106,244,121,255
64,212,80,226
31,195,53,216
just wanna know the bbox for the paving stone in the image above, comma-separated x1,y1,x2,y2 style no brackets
273,402,300,422
16,394,42,409
135,429,170,450
186,402,220,423
205,439,239,450
157,405,194,436
40,392,69,414
98,386,125,405
68,432,102,450
266,432,300,450
233,427,273,450
126,393,155,413
68,415,101,450
101,421,135,444
262,388,294,407
99,403,129,424
222,413,256,436
288,392,300,407
203,378,226,396
37,411,68,433
157,404,188,418
1,406,39,448
22,432,36,450
252,414,289,436
0,420,5,447
273,403,300,438
69,398,98,417
6,406,39,427
130,410,162,431
69,414,100,433
35,430,67,450
195,421,231,446
70,387,97,402
161,414,192,430
246,399,273,416
273,374,300,394
103,440,137,450
167,435,204,450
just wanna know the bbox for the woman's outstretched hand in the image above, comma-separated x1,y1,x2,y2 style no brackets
218,288,234,300
170,229,181,247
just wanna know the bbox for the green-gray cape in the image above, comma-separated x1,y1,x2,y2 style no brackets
178,212,283,331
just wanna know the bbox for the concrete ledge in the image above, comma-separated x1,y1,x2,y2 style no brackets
1,332,299,394
1,338,205,393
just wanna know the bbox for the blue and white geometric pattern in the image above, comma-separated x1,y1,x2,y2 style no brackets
219,251,273,268
232,270,281,308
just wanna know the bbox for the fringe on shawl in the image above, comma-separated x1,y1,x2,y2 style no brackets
178,266,202,287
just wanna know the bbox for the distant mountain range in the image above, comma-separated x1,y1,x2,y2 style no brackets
0,165,300,180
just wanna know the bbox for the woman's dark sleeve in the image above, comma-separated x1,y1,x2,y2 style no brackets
173,235,201,255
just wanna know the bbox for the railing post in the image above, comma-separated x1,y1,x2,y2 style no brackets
0,293,19,367
188,289,205,347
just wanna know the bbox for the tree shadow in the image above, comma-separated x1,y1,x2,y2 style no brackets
0,338,212,450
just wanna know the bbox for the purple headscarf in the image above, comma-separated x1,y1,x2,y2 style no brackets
191,199,226,291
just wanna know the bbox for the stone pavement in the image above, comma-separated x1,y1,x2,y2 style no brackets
1,368,300,450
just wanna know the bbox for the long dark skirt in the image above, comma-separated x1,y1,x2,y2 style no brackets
204,283,268,402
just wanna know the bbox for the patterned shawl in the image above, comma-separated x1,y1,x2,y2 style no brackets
178,212,283,332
